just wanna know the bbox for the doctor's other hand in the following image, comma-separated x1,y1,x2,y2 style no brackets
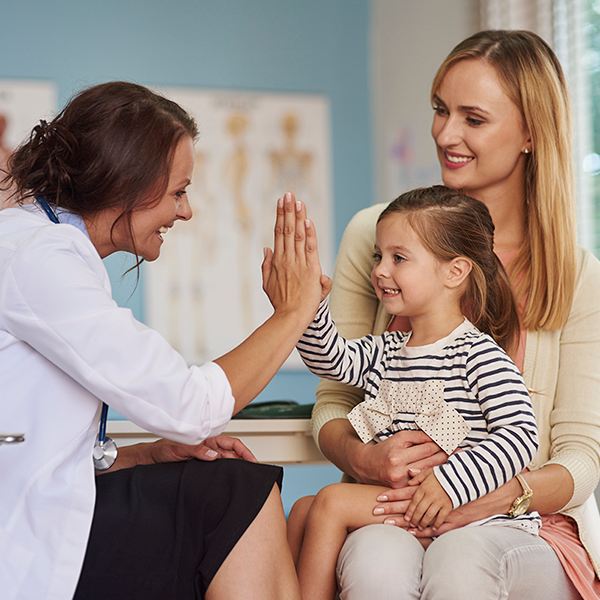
148,435,258,464
262,192,332,320
99,436,257,474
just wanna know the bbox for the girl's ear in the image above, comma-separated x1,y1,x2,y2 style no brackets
446,257,472,289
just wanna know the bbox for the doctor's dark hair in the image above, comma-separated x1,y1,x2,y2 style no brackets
378,186,520,354
4,81,198,254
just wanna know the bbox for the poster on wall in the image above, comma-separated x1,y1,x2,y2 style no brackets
385,125,441,201
0,80,57,207
146,88,334,368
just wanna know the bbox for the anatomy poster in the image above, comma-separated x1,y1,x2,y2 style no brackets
0,80,57,208
146,88,333,368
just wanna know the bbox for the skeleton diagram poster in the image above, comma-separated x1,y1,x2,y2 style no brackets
145,88,334,368
0,80,57,208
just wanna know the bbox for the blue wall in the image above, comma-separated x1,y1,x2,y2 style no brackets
0,0,372,510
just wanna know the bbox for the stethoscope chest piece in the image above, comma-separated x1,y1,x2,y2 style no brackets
93,402,118,471
93,436,118,471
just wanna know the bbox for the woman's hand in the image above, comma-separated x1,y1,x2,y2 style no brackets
148,435,258,463
376,465,575,538
353,429,448,488
262,192,332,316
318,421,447,489
101,435,257,474
405,492,507,538
372,485,418,520
375,472,522,535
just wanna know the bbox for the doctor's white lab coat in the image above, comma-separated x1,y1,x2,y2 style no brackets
0,205,235,600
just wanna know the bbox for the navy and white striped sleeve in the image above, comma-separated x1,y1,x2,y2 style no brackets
433,338,539,508
296,299,382,390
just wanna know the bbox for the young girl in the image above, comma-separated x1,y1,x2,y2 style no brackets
289,186,539,600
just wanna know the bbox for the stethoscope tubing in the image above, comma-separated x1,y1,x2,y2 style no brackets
98,402,109,444
35,197,116,470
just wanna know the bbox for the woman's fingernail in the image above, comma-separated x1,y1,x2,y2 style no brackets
373,507,384,515
305,219,311,229
285,192,292,202
278,197,283,208
377,494,388,501
383,518,396,525
296,200,302,212
205,449,218,458
263,247,268,258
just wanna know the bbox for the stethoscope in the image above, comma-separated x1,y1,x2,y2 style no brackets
36,197,118,471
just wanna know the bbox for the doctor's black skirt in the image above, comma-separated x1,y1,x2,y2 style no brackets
73,458,283,600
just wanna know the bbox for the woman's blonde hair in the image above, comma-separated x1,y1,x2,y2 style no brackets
431,30,577,330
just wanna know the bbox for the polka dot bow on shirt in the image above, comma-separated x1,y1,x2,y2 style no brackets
347,379,471,454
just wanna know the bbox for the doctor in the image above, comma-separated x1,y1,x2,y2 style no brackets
0,81,330,600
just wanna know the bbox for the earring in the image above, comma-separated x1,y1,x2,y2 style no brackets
524,148,530,154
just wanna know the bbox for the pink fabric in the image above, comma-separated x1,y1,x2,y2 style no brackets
540,515,600,599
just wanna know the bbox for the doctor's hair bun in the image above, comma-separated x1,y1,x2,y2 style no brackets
4,81,197,222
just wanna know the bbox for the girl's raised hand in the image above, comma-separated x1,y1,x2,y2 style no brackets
262,192,331,318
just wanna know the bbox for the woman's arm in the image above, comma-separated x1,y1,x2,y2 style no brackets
377,464,574,537
319,419,447,488
2,193,328,446
541,249,600,509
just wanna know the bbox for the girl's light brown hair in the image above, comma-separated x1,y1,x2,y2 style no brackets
379,186,520,353
431,30,576,331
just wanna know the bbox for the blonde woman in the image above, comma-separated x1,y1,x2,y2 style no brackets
313,30,600,599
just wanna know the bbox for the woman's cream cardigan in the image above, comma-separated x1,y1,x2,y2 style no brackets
312,203,600,573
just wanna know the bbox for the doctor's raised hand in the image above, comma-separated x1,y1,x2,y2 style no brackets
262,193,331,319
